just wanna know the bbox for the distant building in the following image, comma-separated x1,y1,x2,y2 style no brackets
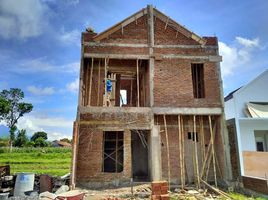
225,69,268,194
52,140,72,148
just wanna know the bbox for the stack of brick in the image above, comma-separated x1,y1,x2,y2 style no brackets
151,181,169,200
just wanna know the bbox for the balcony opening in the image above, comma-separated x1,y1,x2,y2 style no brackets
82,58,150,107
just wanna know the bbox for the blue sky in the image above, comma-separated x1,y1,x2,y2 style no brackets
0,0,267,140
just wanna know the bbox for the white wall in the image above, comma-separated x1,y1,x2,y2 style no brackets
239,119,268,151
224,98,235,120
234,71,268,118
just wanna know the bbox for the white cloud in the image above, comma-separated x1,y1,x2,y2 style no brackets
17,114,73,140
219,36,261,77
47,132,72,141
236,37,259,48
66,78,79,92
27,86,55,95
15,57,79,74
59,28,80,45
0,0,50,39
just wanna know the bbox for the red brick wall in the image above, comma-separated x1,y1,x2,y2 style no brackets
100,15,148,44
156,115,224,184
154,59,221,107
154,18,199,45
76,127,132,184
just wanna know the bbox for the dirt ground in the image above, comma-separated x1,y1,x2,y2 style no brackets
76,183,228,200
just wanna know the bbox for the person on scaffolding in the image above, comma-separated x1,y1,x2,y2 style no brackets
106,73,112,107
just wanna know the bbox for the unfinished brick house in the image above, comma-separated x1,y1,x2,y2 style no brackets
71,5,232,188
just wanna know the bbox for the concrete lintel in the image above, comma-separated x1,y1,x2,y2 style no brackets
84,53,149,60
79,106,153,114
163,54,222,62
84,53,221,62
152,107,222,115
83,42,218,49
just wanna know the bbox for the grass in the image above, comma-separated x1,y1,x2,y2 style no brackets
0,147,72,176
229,192,267,200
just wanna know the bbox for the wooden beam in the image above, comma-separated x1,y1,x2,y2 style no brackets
130,79,133,106
178,115,183,189
137,59,140,107
70,121,78,189
104,58,107,107
97,59,101,106
88,58,94,106
163,115,171,190
193,115,200,188
181,116,185,186
209,115,217,187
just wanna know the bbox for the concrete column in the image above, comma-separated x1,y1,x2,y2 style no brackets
123,130,132,178
150,125,162,181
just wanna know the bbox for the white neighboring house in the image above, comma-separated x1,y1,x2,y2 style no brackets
225,69,268,180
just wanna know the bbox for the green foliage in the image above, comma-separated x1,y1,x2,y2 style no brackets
0,147,71,176
0,88,33,149
0,137,9,147
60,138,71,143
31,131,48,142
25,141,35,147
14,129,29,147
34,137,48,147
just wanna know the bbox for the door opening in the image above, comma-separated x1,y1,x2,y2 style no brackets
131,130,149,182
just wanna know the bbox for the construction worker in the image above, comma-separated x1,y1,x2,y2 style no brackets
106,73,112,107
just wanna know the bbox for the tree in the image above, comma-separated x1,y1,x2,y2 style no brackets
14,129,29,147
34,137,48,147
0,88,33,151
31,131,47,142
60,138,71,143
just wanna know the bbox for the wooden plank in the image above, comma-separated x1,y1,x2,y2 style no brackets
163,115,171,190
104,58,107,107
209,115,217,187
97,59,101,106
178,115,183,189
70,121,78,189
130,79,133,106
88,58,94,106
136,59,140,107
193,115,200,188
181,116,185,186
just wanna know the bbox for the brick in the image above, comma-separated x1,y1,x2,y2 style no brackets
160,194,170,200
151,195,161,200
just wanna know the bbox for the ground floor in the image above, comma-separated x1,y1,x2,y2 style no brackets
71,107,231,188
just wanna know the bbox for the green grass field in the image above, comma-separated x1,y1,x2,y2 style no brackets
0,147,72,176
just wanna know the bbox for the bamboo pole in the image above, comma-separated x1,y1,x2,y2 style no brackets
200,116,205,164
88,58,94,106
130,79,133,106
178,115,183,189
181,116,185,186
97,59,101,106
85,63,89,106
163,115,171,189
193,115,200,188
209,115,217,187
104,58,107,107
136,59,140,107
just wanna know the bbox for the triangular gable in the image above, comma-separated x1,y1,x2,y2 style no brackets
93,8,147,41
93,5,206,45
153,8,206,45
